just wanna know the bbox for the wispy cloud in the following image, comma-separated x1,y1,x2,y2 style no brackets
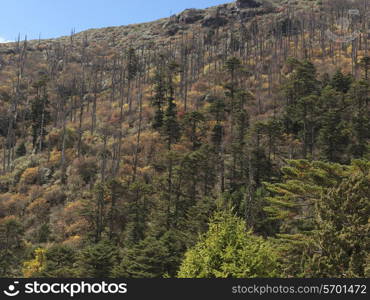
0,36,13,43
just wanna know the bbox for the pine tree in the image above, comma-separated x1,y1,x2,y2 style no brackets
39,245,77,277
348,80,370,158
151,68,166,130
182,111,206,150
305,160,370,277
113,237,167,278
318,87,350,163
359,56,370,80
113,234,180,278
283,59,320,158
178,210,280,278
0,216,24,276
77,240,118,278
331,70,353,94
264,160,368,277
163,62,181,150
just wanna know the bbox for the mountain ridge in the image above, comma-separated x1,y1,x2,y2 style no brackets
0,0,291,51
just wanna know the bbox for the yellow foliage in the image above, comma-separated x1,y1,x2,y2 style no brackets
21,167,39,185
49,149,62,167
23,248,46,277
64,200,84,215
63,235,83,248
1,194,27,215
26,197,48,214
65,219,89,236
203,63,213,74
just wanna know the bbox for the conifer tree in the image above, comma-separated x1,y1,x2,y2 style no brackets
318,87,350,163
305,160,370,277
178,210,280,278
77,240,118,278
283,59,320,158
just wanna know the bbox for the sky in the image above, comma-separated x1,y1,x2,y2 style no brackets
0,0,232,42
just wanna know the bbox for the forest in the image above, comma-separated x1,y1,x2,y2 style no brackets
0,0,369,278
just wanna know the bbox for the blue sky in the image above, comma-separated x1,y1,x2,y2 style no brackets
0,0,232,42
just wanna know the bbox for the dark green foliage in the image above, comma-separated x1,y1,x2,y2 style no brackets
126,48,139,80
163,95,181,149
122,181,152,245
0,217,25,276
113,235,173,278
265,160,369,277
37,223,50,243
151,68,166,130
40,245,77,277
305,160,370,277
77,240,118,278
331,70,353,93
15,142,27,158
283,59,320,157
183,111,206,150
318,87,350,163
359,56,370,80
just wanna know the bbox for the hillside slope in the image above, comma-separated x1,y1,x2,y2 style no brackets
0,0,369,278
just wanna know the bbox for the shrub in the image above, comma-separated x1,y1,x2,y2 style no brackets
74,158,98,184
21,167,39,185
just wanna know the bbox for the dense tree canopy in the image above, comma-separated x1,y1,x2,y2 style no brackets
0,0,369,278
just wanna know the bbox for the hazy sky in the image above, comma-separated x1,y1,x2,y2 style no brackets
0,0,232,42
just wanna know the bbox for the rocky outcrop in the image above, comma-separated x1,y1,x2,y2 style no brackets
202,6,229,28
178,9,205,24
236,0,262,9
202,14,228,28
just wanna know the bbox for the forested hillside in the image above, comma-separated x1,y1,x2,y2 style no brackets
0,0,369,278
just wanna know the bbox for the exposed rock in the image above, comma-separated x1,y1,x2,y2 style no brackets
162,20,182,36
202,10,228,28
236,0,262,9
178,9,204,24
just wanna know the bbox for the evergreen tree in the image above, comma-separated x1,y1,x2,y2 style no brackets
40,245,77,277
122,181,152,245
348,80,370,158
151,68,166,130
0,217,24,276
113,233,183,278
178,210,280,278
77,240,118,278
182,111,206,150
283,59,320,158
318,87,350,163
305,160,370,277
331,70,353,94
113,236,168,278
264,160,368,277
359,56,370,80
162,62,181,150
